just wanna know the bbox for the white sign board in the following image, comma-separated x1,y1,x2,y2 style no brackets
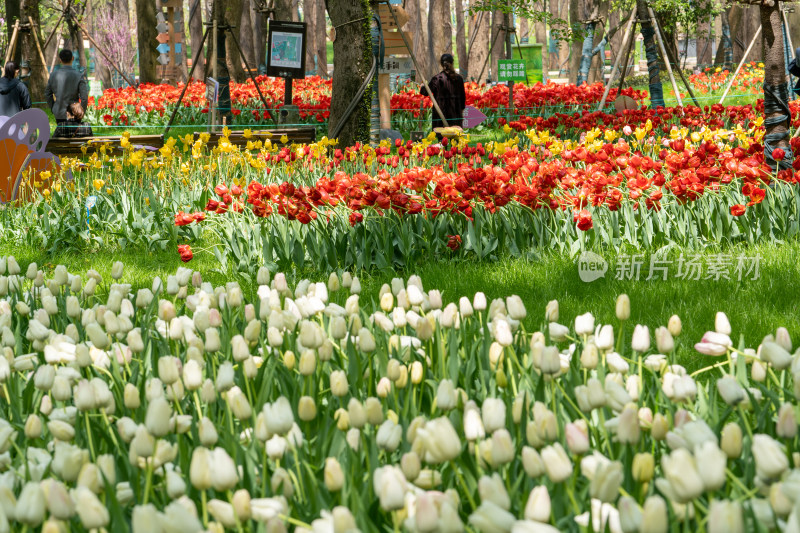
89,80,103,98
379,57,413,74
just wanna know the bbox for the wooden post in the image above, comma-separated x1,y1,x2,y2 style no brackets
720,24,761,104
597,8,637,111
647,7,682,107
378,72,391,129
5,21,21,65
29,18,50,82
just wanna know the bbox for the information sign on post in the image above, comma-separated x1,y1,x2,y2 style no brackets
497,59,527,82
89,80,103,99
267,21,307,124
206,77,219,132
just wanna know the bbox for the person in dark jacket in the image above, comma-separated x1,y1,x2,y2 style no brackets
420,53,466,135
45,49,89,137
0,61,32,118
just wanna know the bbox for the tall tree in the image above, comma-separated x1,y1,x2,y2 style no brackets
696,13,712,69
275,0,292,19
714,7,734,66
567,0,579,83
761,0,792,170
325,0,372,147
223,0,246,82
304,0,317,74
239,0,256,69
489,8,504,80
314,0,326,76
18,0,47,101
5,0,20,61
467,0,489,81
406,0,432,82
135,0,159,83
637,0,663,107
576,0,609,85
188,0,205,79
455,0,468,76
429,0,452,69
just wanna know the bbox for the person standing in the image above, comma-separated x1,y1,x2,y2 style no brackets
45,49,89,137
0,62,32,118
420,53,467,134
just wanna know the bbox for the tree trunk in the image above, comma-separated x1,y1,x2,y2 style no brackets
587,0,609,83
637,0,662,107
188,0,205,79
6,0,20,63
406,0,432,82
490,8,504,81
714,8,733,66
89,0,114,90
135,0,158,83
455,0,467,77
567,0,580,84
326,0,372,147
275,0,293,19
466,0,488,82
696,12,712,69
18,0,47,102
304,0,316,74
736,6,760,64
315,0,327,76
223,0,246,82
761,0,792,170
534,13,547,74
428,0,452,72
239,0,256,68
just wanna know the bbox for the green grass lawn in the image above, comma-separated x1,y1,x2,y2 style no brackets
3,237,797,373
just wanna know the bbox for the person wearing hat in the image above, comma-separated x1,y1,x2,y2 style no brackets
420,53,466,138
790,47,800,96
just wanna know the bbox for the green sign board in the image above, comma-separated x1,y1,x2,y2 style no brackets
497,59,527,82
512,43,544,85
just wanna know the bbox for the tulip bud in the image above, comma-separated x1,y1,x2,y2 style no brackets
541,443,572,483
17,482,46,526
655,326,674,354
210,447,239,491
778,403,798,439
401,451,421,481
707,500,742,533
324,457,344,491
226,386,252,420
715,312,732,335
298,396,316,421
491,429,514,465
524,485,551,522
330,370,348,397
632,452,654,482
651,413,669,441
641,496,667,533
479,473,511,510
753,433,789,481
661,448,703,502
590,460,623,503
618,496,642,533
410,361,424,384
721,422,743,459
545,300,558,322
376,419,402,452
616,294,630,321
437,380,457,411
145,397,172,438
695,441,726,491
327,272,339,292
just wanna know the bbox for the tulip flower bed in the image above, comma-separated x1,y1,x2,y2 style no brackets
688,62,765,97
0,257,798,532
89,77,647,129
9,97,800,272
